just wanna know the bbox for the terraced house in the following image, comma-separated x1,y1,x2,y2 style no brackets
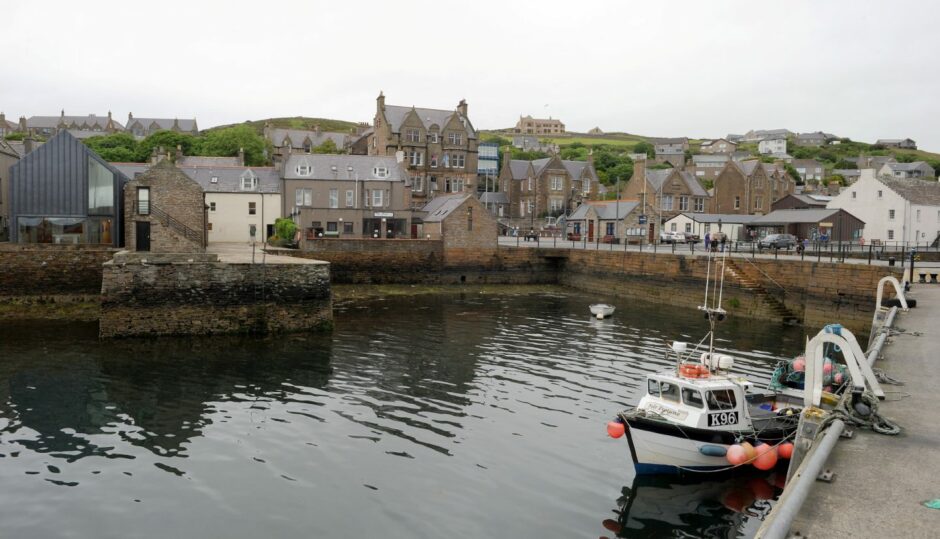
369,92,478,208
125,113,198,138
264,124,352,167
624,158,709,224
711,159,794,215
498,155,599,222
23,110,123,139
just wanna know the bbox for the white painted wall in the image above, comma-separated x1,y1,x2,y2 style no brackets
207,192,282,243
663,214,751,241
825,170,930,243
758,138,787,155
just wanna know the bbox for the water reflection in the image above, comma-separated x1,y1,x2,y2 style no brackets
0,290,807,538
603,473,786,538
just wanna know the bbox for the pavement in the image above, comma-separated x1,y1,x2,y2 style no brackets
207,242,323,265
788,284,940,537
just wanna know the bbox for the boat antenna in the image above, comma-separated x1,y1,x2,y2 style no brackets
698,248,728,367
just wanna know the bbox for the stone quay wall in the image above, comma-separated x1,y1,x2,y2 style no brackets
0,243,118,296
277,240,559,285
100,257,332,338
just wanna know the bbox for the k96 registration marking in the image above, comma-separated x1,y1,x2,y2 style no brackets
708,411,739,427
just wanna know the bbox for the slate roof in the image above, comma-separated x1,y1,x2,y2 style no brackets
650,137,688,145
791,159,822,169
569,200,639,221
645,168,708,197
0,139,18,158
692,154,729,165
66,129,107,140
879,177,940,206
127,117,197,132
673,213,760,224
797,132,827,141
884,161,933,173
750,208,846,225
421,193,472,222
785,193,831,206
736,160,784,177
833,169,862,177
110,163,280,193
26,114,124,130
506,159,532,180
479,192,509,205
876,139,913,144
177,156,241,167
282,154,405,181
383,105,475,137
268,128,348,150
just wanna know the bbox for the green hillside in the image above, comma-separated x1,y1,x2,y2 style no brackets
205,117,360,135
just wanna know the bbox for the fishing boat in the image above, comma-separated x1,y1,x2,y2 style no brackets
590,303,616,319
607,251,804,475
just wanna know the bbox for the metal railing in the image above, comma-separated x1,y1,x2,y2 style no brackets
134,201,204,246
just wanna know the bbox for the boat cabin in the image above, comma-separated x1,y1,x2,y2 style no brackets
640,373,753,430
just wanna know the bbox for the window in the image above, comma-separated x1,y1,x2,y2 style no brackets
527,201,534,214
411,176,423,192
877,190,883,199
136,187,150,215
249,202,257,215
346,190,354,207
373,167,389,178
551,176,563,190
889,209,895,220
755,198,763,210
329,188,338,208
296,164,311,176
442,154,450,168
241,174,258,191
583,179,591,194
209,202,216,212
406,128,420,143
207,222,212,231
452,154,465,168
648,380,659,396
528,178,533,191
679,196,689,211
917,209,921,222
682,388,705,408
852,191,856,199
447,132,462,145
606,222,615,235
303,141,311,153
670,223,677,232
210,176,219,184
706,389,737,411
429,132,439,143
694,198,704,212
662,195,673,211
430,155,438,168
888,229,895,240
660,382,679,402
326,222,337,232
550,198,562,212
295,188,312,207
372,189,384,207
696,170,704,177
343,222,353,234
685,223,692,233
520,201,526,216
450,179,464,193
409,151,424,166
734,196,741,209
88,159,115,215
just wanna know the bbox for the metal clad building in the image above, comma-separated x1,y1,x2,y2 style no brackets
10,131,128,246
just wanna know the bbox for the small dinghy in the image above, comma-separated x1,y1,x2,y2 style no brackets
591,304,616,319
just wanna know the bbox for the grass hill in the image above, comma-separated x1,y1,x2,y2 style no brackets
205,117,361,135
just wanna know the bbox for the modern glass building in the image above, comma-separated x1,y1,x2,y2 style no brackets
9,131,128,246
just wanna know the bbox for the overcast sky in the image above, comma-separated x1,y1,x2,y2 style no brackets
3,1,939,150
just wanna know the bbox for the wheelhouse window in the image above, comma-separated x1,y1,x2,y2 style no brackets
706,389,737,411
647,379,659,396
660,381,679,402
682,388,704,408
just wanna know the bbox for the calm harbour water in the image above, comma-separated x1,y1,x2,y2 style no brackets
0,289,807,538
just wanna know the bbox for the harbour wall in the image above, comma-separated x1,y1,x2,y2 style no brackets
99,253,332,338
0,243,117,296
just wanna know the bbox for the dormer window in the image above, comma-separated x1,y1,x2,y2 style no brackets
241,173,258,191
283,139,291,147
296,162,312,176
373,166,389,178
210,176,219,184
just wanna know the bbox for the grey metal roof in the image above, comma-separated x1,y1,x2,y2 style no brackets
110,162,280,193
127,117,197,132
382,105,476,138
879,177,940,205
421,193,471,222
268,128,348,150
673,213,760,224
750,208,844,225
66,129,106,140
282,154,405,181
786,194,830,206
791,159,822,169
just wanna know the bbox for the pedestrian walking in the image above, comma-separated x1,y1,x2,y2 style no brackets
720,235,727,253
704,232,711,250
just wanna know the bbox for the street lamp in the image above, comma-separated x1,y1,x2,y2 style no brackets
338,217,343,238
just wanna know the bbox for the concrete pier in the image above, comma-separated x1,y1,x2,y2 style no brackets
788,285,940,536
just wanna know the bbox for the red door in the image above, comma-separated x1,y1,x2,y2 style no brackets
588,221,595,242
411,224,418,239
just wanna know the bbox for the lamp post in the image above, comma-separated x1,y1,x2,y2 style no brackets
338,217,343,238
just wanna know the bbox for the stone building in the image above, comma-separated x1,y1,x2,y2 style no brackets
651,137,689,167
566,199,653,243
498,154,599,223
711,159,794,215
623,158,710,224
875,138,916,150
688,154,729,181
22,110,124,139
368,92,478,207
514,115,565,135
124,160,206,253
0,139,19,240
125,113,199,138
700,138,737,155
264,124,352,167
282,153,413,242
420,193,497,253
0,112,18,137
794,132,827,147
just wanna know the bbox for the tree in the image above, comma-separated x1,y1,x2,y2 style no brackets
84,133,141,162
833,159,857,170
274,217,297,240
784,163,802,183
199,124,270,166
560,146,588,161
605,162,634,185
136,130,200,162
633,141,654,158
894,153,917,163
312,139,343,154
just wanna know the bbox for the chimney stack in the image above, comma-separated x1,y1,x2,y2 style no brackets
377,91,385,112
237,147,245,166
457,99,468,118
24,136,34,155
175,144,183,161
314,124,320,135
19,116,27,132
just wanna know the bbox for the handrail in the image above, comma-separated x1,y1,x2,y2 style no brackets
134,201,204,246
731,253,789,295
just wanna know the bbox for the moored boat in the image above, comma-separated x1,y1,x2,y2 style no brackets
590,303,616,319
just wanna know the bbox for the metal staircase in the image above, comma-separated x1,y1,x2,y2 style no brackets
724,258,800,324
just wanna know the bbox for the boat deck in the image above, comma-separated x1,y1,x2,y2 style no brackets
789,285,940,536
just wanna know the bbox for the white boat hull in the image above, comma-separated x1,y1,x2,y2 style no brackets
626,423,730,474
590,304,615,319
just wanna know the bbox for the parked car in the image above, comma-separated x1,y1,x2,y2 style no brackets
659,231,684,244
758,233,798,250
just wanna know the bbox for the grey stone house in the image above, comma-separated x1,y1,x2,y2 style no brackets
281,153,413,241
795,132,828,147
700,138,737,155
125,113,198,138
0,139,20,240
9,131,128,246
265,125,351,166
23,110,124,139
876,138,916,150
879,161,935,180
123,160,206,253
498,155,599,222
651,137,689,167
368,92,479,207
0,112,18,137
